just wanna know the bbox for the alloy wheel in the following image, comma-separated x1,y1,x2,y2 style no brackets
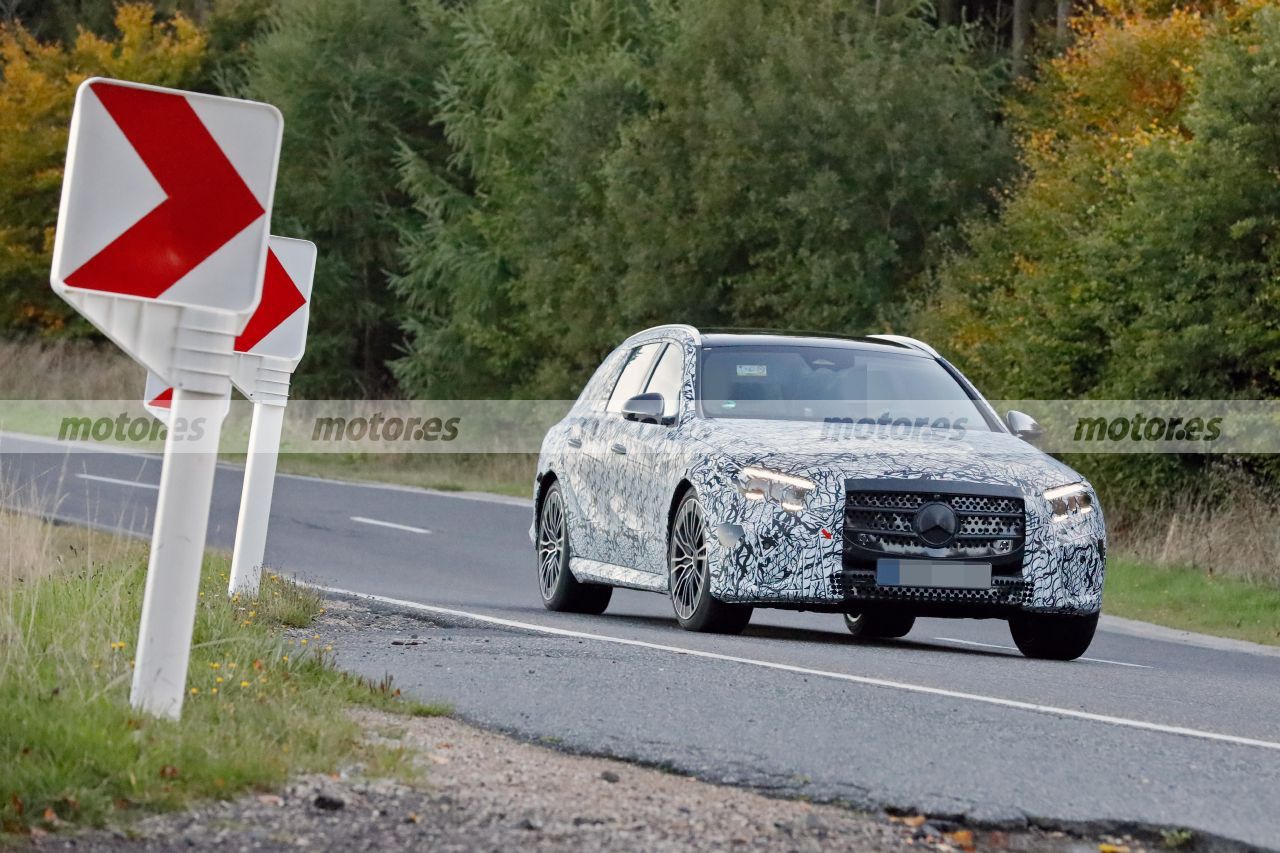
538,488,566,601
670,496,707,620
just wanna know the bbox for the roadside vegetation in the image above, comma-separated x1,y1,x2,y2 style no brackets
0,494,446,837
1105,559,1280,646
0,1,1275,638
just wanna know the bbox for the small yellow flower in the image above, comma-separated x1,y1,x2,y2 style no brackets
240,680,250,688
324,645,333,652
211,687,218,695
210,662,220,670
281,655,289,663
215,676,224,684
300,639,308,645
190,688,199,695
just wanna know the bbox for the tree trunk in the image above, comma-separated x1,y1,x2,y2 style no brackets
1011,0,1031,76
1057,0,1072,43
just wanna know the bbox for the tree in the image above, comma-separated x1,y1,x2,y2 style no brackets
913,1,1214,398
394,0,1010,399
914,1,1280,498
240,0,451,395
0,3,206,335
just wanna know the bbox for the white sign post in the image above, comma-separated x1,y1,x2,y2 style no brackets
51,78,282,720
226,237,315,598
141,237,315,600
143,371,231,425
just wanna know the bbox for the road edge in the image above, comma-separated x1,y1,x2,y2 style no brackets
1099,614,1280,659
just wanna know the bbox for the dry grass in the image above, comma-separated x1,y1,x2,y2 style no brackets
268,451,535,498
0,503,445,836
0,473,132,589
0,338,140,400
1106,485,1280,586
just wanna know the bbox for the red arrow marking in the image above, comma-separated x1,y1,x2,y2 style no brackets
235,248,306,353
64,82,265,298
150,387,173,408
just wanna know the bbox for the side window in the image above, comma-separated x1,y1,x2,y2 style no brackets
575,347,627,412
606,343,662,413
643,343,684,419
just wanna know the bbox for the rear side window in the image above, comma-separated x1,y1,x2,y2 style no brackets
606,343,662,413
643,343,684,418
575,347,629,411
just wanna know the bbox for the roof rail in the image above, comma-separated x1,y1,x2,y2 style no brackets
624,323,702,344
866,334,940,358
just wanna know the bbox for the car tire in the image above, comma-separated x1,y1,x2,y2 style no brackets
537,481,612,614
843,612,916,639
668,490,752,634
1008,611,1098,660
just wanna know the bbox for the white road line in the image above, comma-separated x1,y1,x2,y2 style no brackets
281,471,531,508
933,636,1153,669
1,430,530,507
350,516,432,535
76,473,158,490
306,583,1280,754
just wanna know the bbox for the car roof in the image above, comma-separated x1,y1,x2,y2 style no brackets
697,330,931,357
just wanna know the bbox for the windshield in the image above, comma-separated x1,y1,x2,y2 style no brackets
697,344,993,429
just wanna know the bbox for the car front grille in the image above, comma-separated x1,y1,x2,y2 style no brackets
832,574,1033,606
842,481,1026,578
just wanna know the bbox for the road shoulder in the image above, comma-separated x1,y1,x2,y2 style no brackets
49,706,1130,853
1100,613,1280,659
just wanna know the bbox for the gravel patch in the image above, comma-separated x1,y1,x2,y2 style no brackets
31,707,1121,852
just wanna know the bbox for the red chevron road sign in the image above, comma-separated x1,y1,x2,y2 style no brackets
51,78,282,316
234,238,314,359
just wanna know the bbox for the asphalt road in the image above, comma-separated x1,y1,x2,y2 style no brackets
4,432,1280,849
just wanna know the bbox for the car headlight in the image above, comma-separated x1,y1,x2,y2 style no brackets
735,466,815,513
1044,483,1094,521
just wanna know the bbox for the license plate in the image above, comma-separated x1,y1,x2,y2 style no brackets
876,559,992,589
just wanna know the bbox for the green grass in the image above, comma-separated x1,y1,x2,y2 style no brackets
0,523,447,837
1104,558,1280,646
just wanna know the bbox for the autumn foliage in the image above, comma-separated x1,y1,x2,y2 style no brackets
0,4,205,333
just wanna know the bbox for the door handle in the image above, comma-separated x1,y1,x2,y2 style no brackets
610,442,627,455
566,436,583,448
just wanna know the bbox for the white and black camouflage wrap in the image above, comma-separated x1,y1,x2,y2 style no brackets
534,325,1106,616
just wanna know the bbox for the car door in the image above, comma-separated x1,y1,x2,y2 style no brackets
554,348,626,562
588,341,664,565
607,341,687,574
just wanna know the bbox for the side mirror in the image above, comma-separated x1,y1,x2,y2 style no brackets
621,392,669,424
1006,410,1044,444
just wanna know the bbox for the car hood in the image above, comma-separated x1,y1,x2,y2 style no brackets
684,417,1084,496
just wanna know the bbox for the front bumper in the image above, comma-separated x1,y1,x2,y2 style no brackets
705,481,1106,616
